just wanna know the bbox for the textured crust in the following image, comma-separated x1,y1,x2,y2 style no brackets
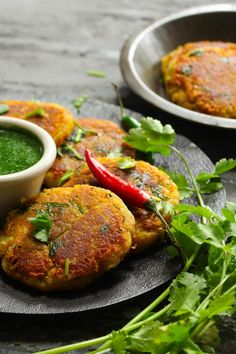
0,100,74,146
162,41,236,118
0,185,134,291
64,158,179,253
44,118,135,187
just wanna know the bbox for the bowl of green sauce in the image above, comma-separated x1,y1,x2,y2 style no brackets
0,117,57,220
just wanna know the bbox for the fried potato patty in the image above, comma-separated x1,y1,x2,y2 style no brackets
162,41,236,118
0,100,74,146
44,118,135,187
0,185,134,291
64,158,179,253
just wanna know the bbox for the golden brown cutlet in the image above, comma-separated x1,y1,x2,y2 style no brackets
0,100,74,146
162,41,236,118
0,185,135,291
44,118,135,187
64,157,179,253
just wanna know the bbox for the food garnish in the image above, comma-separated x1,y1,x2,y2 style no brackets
58,169,74,186
30,210,52,244
24,107,47,119
117,157,137,170
87,70,107,78
37,116,236,354
64,258,70,277
71,95,88,114
0,104,9,114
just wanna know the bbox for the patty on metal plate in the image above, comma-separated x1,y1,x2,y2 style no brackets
162,41,236,118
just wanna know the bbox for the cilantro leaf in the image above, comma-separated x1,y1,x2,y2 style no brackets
87,70,107,78
124,117,175,156
215,158,236,175
30,210,52,244
196,158,236,194
170,273,206,316
166,171,193,200
58,169,74,186
0,104,9,114
111,331,127,354
174,204,220,221
24,107,47,119
199,292,235,320
71,95,88,114
117,157,136,170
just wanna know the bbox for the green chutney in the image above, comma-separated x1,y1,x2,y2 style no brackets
0,127,43,175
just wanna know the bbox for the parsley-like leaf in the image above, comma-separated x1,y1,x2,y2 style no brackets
124,117,175,156
117,157,136,170
196,158,236,194
0,104,9,114
111,331,127,354
170,273,206,316
167,171,193,200
58,169,74,186
24,107,47,119
30,210,52,244
87,70,107,78
71,95,88,114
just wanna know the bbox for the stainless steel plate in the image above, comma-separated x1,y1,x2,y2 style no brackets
120,4,236,129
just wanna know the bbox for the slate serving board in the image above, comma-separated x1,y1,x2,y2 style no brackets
0,99,226,314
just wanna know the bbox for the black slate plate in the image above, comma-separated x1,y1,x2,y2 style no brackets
0,98,226,314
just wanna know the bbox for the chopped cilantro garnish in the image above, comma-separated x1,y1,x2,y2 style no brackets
117,157,136,170
24,107,47,119
71,95,88,114
100,223,110,235
64,258,70,276
181,65,192,76
188,48,204,57
87,70,107,78
58,169,74,186
30,210,52,243
61,144,83,160
0,104,9,115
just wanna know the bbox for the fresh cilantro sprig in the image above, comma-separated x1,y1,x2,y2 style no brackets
197,158,236,194
35,201,236,354
124,117,175,156
35,117,236,354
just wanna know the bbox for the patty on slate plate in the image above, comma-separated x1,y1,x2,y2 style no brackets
64,157,179,253
0,100,74,146
0,185,135,291
44,118,135,187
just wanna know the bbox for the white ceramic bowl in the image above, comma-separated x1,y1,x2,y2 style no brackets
0,117,57,220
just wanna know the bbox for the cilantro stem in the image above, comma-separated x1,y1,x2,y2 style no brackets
196,274,230,313
170,146,205,209
34,335,110,354
86,304,172,354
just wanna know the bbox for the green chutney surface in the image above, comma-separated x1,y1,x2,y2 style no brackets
0,127,43,175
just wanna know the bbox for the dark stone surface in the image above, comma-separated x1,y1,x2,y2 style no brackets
0,0,235,352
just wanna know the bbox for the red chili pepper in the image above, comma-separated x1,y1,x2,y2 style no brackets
85,149,179,251
84,149,151,209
